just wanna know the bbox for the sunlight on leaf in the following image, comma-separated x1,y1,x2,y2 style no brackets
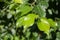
23,14,38,28
48,19,57,31
16,17,24,28
16,14,38,28
14,0,23,4
37,18,50,36
14,36,19,40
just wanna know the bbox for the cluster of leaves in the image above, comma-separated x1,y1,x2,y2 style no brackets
0,0,60,40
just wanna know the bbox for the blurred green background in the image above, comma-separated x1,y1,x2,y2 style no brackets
0,0,60,40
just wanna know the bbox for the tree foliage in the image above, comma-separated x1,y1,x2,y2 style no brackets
0,0,60,40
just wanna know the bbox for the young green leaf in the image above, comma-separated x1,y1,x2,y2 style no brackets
16,14,38,28
48,19,57,27
16,17,24,28
16,5,33,16
48,19,57,31
0,25,4,29
14,36,20,40
37,18,50,35
23,14,38,28
13,0,23,4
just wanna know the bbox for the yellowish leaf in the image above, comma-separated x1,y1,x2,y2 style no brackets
14,0,23,4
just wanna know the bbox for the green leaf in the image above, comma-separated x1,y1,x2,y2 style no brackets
39,0,49,9
14,36,20,40
33,5,46,17
0,25,4,29
23,14,38,28
9,4,18,10
37,18,50,35
13,0,23,4
37,0,49,8
16,5,33,16
48,19,57,30
16,17,24,28
9,4,15,10
13,0,28,4
21,36,25,40
33,0,49,17
16,14,38,28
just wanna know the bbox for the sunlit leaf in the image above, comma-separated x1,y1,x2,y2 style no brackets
14,0,23,4
0,25,4,29
48,19,57,31
23,14,38,28
14,36,19,40
16,17,24,28
37,18,50,35
16,14,38,28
